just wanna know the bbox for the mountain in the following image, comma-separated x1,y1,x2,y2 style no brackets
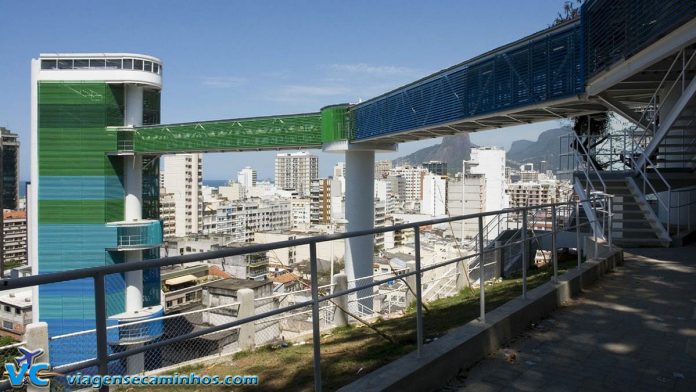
392,126,571,173
506,127,570,172
392,133,474,173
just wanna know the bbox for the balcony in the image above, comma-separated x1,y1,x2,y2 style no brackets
107,305,164,345
106,219,163,251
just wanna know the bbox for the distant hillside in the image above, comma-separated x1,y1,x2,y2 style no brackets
392,126,571,173
506,127,570,172
392,133,474,173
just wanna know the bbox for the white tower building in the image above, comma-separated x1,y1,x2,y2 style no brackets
274,152,319,198
163,154,203,236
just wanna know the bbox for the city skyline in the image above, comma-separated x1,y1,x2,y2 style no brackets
0,0,565,182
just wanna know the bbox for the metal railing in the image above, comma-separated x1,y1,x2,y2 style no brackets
0,197,611,391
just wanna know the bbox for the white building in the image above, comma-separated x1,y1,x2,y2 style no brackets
0,290,32,339
212,199,292,242
448,173,486,240
390,165,428,203
420,173,448,216
237,166,257,197
275,152,318,198
375,160,392,180
464,148,509,227
291,199,311,227
2,210,27,267
162,153,203,236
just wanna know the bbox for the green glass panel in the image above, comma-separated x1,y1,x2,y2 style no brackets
133,113,323,153
39,199,123,224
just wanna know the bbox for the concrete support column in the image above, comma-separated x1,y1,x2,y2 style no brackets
455,260,469,291
237,288,256,351
494,240,503,278
123,84,145,374
345,149,375,311
125,85,143,127
332,273,349,327
25,322,49,392
405,260,417,305
124,155,143,312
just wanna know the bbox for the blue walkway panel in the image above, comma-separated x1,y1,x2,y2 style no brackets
352,22,584,140
583,0,696,79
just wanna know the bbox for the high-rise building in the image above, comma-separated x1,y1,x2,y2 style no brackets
237,166,257,190
31,53,164,369
333,162,345,178
420,173,448,216
0,127,19,210
465,147,509,213
375,160,392,179
275,152,318,198
447,172,486,240
422,161,447,176
390,165,428,202
2,210,27,267
163,154,203,237
310,178,332,225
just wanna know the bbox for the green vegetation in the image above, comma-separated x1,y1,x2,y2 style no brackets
149,258,579,391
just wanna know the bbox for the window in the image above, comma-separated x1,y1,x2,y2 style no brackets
2,321,11,330
177,298,183,304
153,63,159,74
3,305,9,312
58,59,73,69
74,59,89,68
14,308,20,315
133,59,143,70
144,61,152,72
166,301,172,308
106,59,122,69
41,60,57,70
123,58,133,69
89,59,106,68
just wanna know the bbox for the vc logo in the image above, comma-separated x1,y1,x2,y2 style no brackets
3,347,61,388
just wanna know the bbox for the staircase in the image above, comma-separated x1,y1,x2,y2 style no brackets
562,46,696,248
576,174,671,247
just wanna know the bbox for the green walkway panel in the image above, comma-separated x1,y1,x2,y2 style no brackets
132,112,323,153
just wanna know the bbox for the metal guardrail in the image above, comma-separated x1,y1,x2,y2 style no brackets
0,197,611,391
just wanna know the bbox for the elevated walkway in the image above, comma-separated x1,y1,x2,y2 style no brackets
126,1,696,154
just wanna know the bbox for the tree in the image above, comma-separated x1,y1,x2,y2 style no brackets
553,0,583,26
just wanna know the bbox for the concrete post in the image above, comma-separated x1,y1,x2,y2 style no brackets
237,288,255,351
344,149,376,311
124,154,144,313
123,85,145,374
332,273,349,327
24,322,49,392
405,261,417,305
455,259,469,291
494,240,503,278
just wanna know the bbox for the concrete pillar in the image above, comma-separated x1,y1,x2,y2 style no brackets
125,85,143,127
455,260,469,291
124,84,144,373
332,273,349,327
405,261,416,305
344,149,375,311
124,155,144,312
24,322,49,392
237,289,255,351
494,240,503,278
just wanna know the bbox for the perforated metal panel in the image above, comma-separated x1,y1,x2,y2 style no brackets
583,0,696,78
351,23,583,140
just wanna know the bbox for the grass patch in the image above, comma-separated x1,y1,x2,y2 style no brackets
147,258,579,391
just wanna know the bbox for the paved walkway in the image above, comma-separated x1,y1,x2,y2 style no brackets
441,245,696,392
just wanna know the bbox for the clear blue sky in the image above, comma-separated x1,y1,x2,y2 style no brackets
0,0,566,182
